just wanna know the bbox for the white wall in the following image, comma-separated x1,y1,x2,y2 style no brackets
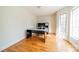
0,7,36,51
36,16,50,23
0,7,4,43
50,13,56,33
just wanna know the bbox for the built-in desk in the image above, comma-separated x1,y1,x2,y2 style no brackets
26,29,48,40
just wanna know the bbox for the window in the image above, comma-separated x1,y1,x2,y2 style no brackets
58,14,67,39
70,7,79,40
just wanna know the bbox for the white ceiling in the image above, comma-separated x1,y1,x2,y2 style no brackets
27,6,65,16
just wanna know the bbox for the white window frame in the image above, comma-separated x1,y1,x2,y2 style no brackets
70,6,79,40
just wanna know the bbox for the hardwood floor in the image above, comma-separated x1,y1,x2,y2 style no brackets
3,34,78,52
4,36,48,52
